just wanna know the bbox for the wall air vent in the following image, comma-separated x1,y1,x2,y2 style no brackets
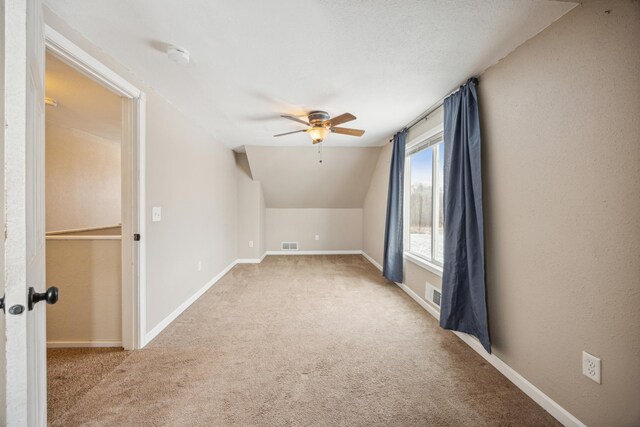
281,242,299,251
426,282,442,307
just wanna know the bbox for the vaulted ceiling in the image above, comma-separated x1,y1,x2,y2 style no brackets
43,0,575,149
246,146,381,208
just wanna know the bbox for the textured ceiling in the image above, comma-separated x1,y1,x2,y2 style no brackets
43,0,575,149
45,53,122,141
246,146,381,208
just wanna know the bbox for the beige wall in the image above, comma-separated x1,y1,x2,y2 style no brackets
246,146,381,209
259,187,266,257
362,144,390,265
403,261,441,302
236,153,265,260
46,124,121,232
46,239,122,343
266,209,362,252
478,1,639,424
0,0,5,422
362,1,640,425
144,90,238,329
45,10,239,335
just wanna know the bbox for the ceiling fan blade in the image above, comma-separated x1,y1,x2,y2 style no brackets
273,129,307,137
281,115,310,126
326,113,356,127
331,127,365,137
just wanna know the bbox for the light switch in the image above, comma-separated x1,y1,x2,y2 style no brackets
152,207,162,222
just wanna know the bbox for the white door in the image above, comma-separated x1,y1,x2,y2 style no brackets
4,0,48,425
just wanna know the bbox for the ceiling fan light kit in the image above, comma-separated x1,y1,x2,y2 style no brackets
274,110,365,144
308,126,330,144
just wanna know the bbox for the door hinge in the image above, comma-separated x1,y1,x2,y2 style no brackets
133,233,141,241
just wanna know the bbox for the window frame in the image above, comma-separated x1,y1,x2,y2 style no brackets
403,124,445,276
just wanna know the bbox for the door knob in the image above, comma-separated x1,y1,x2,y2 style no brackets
28,286,59,311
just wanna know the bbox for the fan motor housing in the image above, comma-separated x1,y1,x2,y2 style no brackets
308,110,330,126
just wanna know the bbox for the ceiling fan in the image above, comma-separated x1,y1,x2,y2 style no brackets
274,110,365,144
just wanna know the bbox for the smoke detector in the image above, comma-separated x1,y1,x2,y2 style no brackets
167,46,190,66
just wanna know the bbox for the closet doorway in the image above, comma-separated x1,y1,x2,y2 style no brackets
42,28,146,421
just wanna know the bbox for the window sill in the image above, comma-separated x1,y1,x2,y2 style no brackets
404,252,443,277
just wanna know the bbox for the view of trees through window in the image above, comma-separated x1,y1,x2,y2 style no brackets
408,140,444,264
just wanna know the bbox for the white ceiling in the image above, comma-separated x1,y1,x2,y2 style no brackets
45,52,121,142
44,0,575,149
246,146,381,208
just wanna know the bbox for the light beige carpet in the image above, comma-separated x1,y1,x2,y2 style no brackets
50,255,558,426
47,347,131,424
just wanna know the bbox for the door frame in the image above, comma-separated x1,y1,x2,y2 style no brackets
44,26,147,350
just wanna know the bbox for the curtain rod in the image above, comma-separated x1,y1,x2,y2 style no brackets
390,77,479,142
405,99,445,131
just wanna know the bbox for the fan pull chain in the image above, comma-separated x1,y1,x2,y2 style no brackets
318,142,323,164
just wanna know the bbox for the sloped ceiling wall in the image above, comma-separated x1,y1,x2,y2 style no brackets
245,146,382,208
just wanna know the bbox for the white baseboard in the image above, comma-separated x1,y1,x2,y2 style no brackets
237,251,267,264
143,259,237,346
360,251,383,271
236,258,262,264
360,252,585,427
47,341,122,348
395,280,442,320
266,250,362,255
450,330,585,427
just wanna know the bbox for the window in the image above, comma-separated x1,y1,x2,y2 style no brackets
405,132,445,267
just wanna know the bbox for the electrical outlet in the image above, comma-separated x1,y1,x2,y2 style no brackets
152,207,162,222
315,235,320,241
249,241,254,248
582,351,601,384
197,261,202,271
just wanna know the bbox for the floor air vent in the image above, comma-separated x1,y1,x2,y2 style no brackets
281,242,299,251
426,283,441,307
